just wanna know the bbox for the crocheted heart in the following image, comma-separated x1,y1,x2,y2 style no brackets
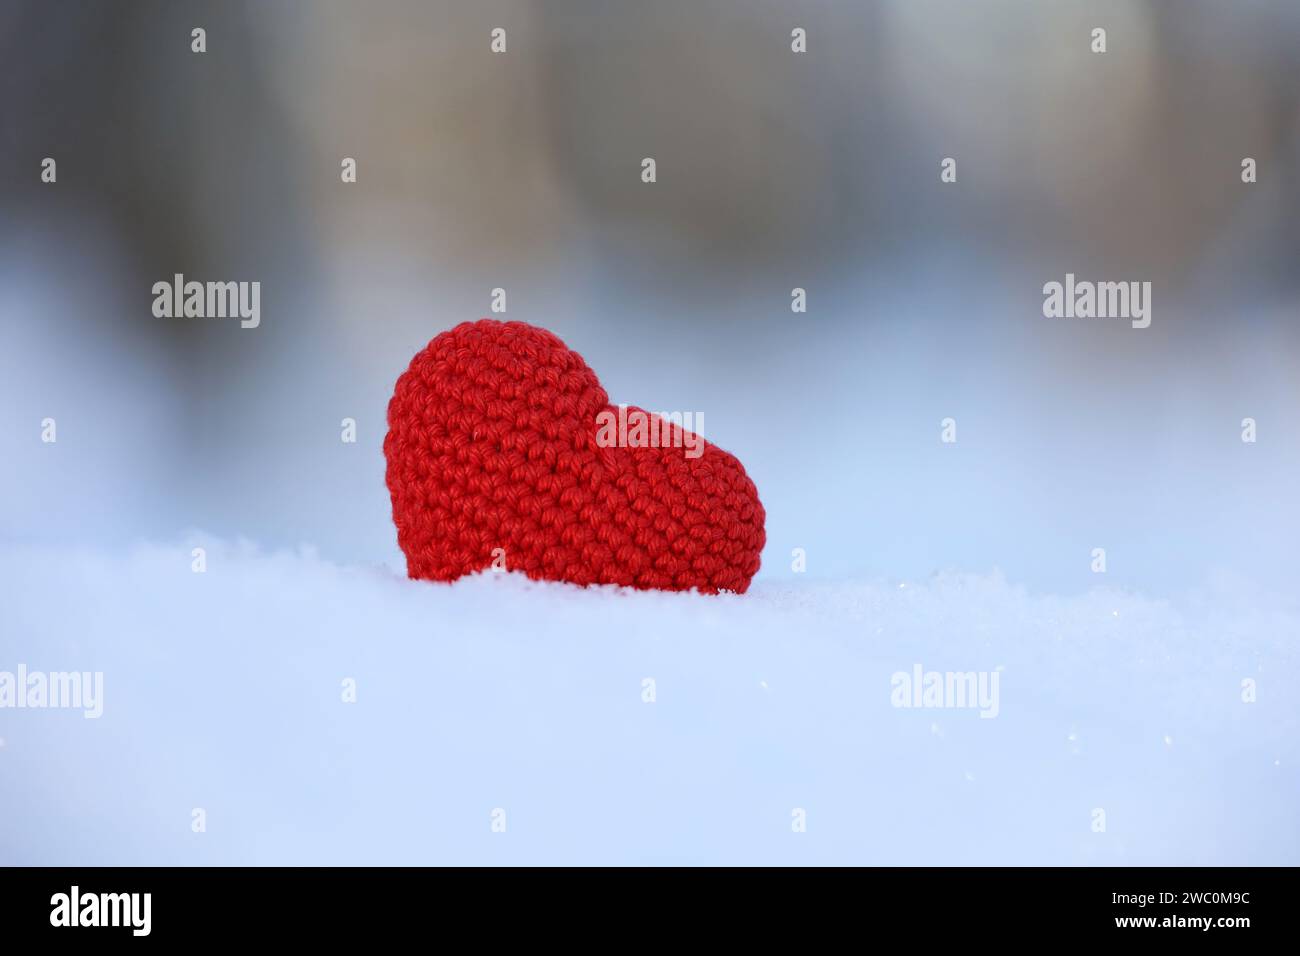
384,320,765,593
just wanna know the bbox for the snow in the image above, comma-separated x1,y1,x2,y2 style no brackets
1,539,1295,865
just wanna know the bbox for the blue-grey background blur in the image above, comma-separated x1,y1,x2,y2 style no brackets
2,0,1298,597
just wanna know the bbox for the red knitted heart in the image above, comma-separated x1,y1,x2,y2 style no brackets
384,320,765,593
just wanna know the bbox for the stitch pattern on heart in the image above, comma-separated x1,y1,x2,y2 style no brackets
384,320,766,593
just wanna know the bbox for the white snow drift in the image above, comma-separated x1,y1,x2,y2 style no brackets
0,539,1295,865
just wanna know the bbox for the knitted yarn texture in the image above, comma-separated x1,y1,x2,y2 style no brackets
384,320,766,593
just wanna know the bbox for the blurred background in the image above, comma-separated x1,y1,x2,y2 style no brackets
2,0,1298,597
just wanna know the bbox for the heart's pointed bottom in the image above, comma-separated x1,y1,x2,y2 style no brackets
384,320,766,595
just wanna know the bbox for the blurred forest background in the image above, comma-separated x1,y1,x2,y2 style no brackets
2,0,1298,596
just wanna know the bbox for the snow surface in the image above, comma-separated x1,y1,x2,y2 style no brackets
0,538,1296,866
